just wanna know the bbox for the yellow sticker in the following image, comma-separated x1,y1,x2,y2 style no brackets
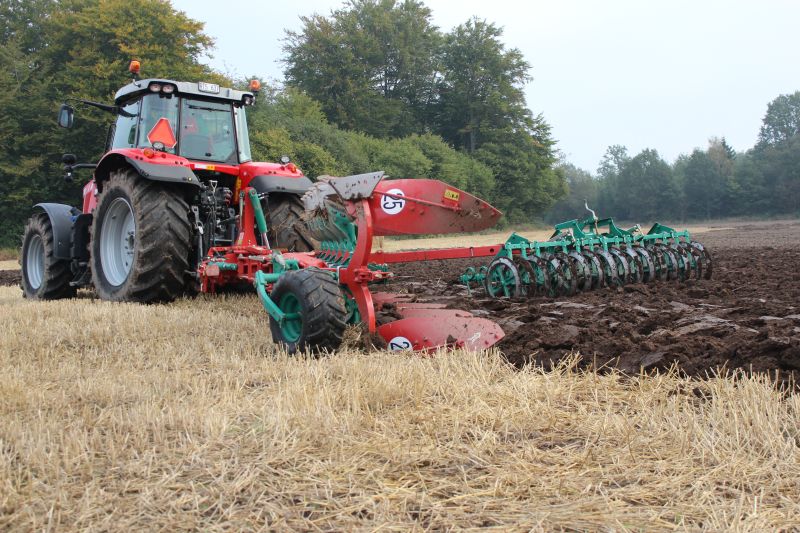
443,189,460,201
206,165,216,171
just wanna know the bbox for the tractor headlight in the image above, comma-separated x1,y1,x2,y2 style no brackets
243,95,253,106
161,84,175,94
149,83,161,92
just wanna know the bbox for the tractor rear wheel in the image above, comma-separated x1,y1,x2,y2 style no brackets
20,213,76,299
90,167,192,302
267,195,316,252
268,268,347,354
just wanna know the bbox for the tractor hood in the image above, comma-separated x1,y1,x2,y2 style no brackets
114,78,253,106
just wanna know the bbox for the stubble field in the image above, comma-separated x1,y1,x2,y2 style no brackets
1,219,799,531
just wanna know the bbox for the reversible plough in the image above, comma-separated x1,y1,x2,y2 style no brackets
198,172,713,353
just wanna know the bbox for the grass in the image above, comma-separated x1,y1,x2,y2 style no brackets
0,248,18,262
1,286,798,531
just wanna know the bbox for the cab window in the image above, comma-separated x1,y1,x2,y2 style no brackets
110,100,140,149
179,98,235,163
139,94,179,153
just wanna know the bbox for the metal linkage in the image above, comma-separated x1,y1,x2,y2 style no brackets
461,214,713,298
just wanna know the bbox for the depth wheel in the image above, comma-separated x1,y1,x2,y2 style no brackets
268,268,347,354
20,213,76,300
90,167,191,302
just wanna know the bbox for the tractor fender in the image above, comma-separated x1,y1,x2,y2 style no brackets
33,203,80,260
94,152,201,192
248,174,313,195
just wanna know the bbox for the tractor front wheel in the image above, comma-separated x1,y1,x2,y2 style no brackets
90,168,192,302
268,268,347,354
20,213,76,300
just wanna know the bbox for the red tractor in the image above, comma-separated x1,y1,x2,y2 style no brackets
20,61,313,302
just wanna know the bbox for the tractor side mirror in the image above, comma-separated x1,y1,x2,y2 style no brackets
57,104,74,129
62,153,77,165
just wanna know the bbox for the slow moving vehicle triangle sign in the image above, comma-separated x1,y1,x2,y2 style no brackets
147,117,177,148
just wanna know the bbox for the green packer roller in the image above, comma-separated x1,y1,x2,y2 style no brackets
461,203,713,298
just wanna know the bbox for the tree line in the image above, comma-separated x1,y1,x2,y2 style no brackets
546,91,800,224
0,0,564,247
0,0,796,249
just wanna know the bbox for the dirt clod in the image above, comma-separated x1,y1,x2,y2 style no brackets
0,269,21,287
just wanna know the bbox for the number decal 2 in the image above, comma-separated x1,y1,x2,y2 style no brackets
388,336,413,351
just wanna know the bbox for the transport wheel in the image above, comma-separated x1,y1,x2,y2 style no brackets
20,212,76,299
268,268,347,354
90,167,191,302
267,195,317,252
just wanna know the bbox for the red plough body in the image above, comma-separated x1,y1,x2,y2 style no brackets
198,173,508,352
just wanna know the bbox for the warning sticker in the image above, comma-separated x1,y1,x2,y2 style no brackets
443,189,460,202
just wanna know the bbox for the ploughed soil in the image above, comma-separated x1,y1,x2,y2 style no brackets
0,269,20,287
389,220,800,383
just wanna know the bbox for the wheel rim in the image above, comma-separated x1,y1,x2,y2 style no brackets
26,234,45,289
100,197,135,286
279,293,303,342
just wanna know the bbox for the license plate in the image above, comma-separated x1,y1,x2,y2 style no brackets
198,81,220,94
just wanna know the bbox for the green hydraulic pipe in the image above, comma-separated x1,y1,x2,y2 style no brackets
248,188,270,248
208,261,238,271
254,270,287,324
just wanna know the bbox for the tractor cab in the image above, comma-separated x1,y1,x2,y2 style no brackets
108,78,255,165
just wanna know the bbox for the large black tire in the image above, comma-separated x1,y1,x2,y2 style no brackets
268,268,347,354
267,195,316,252
20,213,76,300
90,167,192,302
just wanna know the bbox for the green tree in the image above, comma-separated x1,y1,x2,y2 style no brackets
283,0,440,138
595,145,630,215
754,136,800,214
545,163,598,223
683,149,724,219
0,0,223,246
757,91,800,148
613,149,678,221
474,121,565,222
436,18,531,153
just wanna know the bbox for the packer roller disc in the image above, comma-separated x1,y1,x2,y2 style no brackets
581,249,606,289
568,250,593,292
633,246,656,283
516,255,551,297
484,256,522,298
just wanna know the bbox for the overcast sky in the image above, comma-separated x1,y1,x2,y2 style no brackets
171,0,800,171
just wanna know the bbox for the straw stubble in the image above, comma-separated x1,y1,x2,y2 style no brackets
0,286,798,531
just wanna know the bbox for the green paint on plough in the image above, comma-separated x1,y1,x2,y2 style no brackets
462,211,713,298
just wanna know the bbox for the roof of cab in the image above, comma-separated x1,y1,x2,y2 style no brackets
114,79,253,105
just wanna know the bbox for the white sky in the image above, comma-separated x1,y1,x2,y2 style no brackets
171,0,800,172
